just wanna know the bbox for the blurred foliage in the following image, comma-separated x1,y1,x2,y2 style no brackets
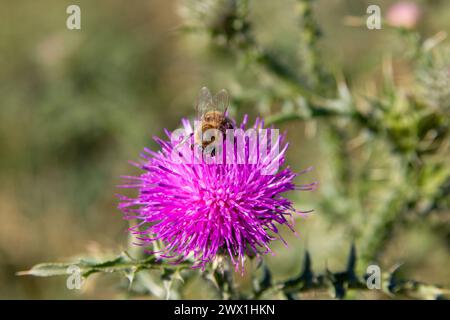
1,0,449,299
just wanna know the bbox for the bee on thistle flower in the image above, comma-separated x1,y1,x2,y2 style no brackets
118,87,316,272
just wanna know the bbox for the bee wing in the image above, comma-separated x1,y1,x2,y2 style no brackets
213,89,230,114
196,87,213,120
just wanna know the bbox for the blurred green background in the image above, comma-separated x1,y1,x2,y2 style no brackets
0,0,449,299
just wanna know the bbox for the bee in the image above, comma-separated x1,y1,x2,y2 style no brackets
194,87,235,150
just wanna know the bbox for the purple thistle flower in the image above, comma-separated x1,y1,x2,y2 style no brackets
118,115,315,272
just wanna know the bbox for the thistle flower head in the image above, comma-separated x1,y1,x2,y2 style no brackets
118,115,314,272
387,1,421,29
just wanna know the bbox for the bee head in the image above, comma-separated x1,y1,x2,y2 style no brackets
203,111,223,123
